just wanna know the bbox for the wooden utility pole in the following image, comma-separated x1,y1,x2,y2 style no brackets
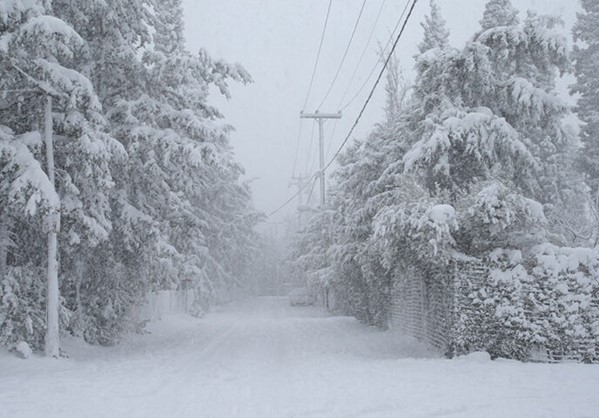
300,111,342,207
1,82,62,357
289,175,310,225
44,94,60,358
289,175,309,208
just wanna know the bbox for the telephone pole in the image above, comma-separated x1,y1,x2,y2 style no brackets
290,175,309,209
300,111,342,207
1,82,62,358
289,174,311,226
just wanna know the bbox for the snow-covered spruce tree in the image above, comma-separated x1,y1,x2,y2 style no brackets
328,141,383,323
479,0,519,31
573,0,599,195
2,1,154,346
364,0,463,298
572,0,599,245
138,0,258,315
401,0,578,254
52,0,179,343
52,0,258,341
290,208,337,306
0,127,60,352
418,0,449,53
327,56,412,326
0,0,121,354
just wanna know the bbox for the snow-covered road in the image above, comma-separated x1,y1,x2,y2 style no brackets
1,297,599,418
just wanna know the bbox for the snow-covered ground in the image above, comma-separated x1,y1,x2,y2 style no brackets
1,297,598,418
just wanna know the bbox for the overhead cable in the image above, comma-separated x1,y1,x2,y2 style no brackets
302,0,334,111
339,0,411,111
270,0,419,218
316,0,367,110
337,0,387,109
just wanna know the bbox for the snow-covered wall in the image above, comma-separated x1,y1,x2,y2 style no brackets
390,253,599,363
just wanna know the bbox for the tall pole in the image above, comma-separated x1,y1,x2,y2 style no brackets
44,94,60,358
289,175,309,209
318,119,325,207
289,174,310,226
300,111,342,208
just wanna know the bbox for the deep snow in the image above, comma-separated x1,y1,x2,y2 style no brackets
1,297,598,418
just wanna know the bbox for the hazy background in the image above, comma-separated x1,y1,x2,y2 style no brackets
182,0,579,227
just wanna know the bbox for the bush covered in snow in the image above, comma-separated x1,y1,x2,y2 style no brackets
453,246,599,362
0,266,46,350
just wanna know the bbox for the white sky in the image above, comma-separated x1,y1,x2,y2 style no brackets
182,0,580,225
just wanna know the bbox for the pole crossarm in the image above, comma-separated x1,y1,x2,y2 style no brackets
300,111,342,120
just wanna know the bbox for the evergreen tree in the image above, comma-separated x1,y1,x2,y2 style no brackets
572,0,599,197
0,0,120,354
479,0,519,30
1,0,260,350
418,0,450,54
403,0,576,251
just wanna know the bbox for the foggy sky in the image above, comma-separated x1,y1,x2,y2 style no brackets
182,0,580,228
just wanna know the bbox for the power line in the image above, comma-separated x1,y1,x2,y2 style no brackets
269,0,419,218
303,0,334,111
293,0,333,178
325,0,417,169
316,0,367,110
337,0,387,109
339,0,411,111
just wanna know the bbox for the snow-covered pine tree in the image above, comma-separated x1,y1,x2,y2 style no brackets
368,0,461,268
418,0,449,53
290,207,337,308
401,0,577,253
53,0,257,339
479,0,519,30
140,0,258,314
0,127,60,352
572,0,599,244
329,53,412,326
1,0,120,355
48,0,174,343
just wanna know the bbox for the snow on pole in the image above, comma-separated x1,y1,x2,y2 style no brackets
44,94,60,358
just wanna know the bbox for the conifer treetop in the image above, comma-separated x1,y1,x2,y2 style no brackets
418,0,450,53
480,0,519,30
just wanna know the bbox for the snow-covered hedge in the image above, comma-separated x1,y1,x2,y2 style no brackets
452,246,599,362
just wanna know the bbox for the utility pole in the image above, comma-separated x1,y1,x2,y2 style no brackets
289,174,310,225
289,175,309,209
2,83,62,358
44,94,60,358
300,111,342,207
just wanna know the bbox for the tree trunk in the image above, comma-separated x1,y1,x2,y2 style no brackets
44,95,60,358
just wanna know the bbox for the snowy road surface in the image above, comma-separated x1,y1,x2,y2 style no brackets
1,297,599,418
